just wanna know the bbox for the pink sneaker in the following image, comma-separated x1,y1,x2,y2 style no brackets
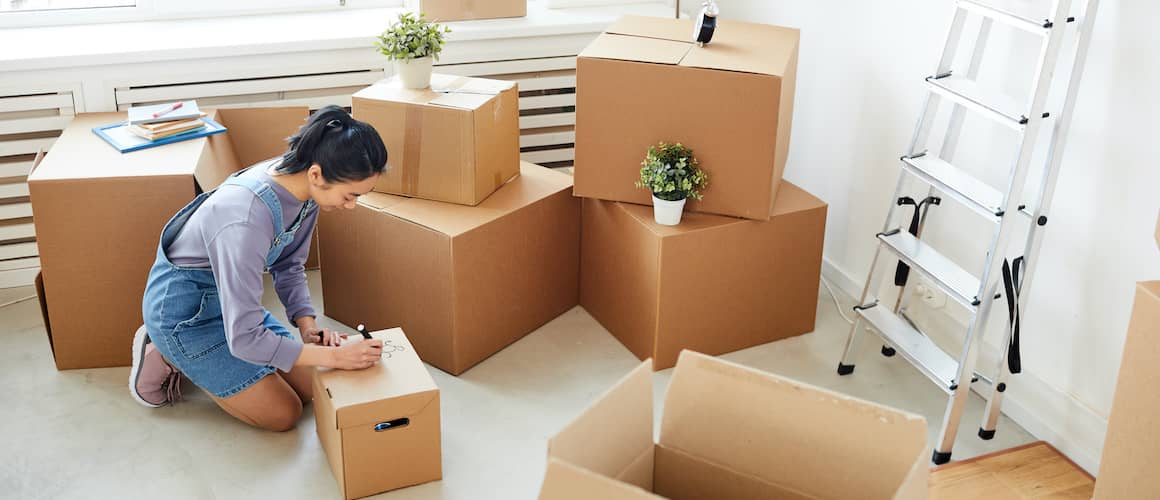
129,326,183,408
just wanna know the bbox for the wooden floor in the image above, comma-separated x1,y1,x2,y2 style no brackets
930,441,1095,499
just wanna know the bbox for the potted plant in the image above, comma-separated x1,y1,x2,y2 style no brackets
375,12,451,90
635,142,708,226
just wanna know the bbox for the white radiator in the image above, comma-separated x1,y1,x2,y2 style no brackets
0,90,74,288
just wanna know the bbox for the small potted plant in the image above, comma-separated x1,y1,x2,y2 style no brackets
635,142,708,226
375,12,451,90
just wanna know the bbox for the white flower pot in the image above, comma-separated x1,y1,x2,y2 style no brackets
652,195,687,226
394,56,434,89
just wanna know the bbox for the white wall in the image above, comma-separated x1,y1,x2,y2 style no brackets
719,0,1160,473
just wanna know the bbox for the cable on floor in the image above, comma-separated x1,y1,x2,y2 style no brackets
821,277,855,325
0,295,37,309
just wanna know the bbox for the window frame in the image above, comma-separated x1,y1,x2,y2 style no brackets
0,0,402,29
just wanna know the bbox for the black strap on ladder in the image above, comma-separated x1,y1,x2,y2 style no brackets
894,196,942,286
1002,257,1025,374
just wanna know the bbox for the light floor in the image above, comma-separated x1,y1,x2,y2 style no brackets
0,272,1033,499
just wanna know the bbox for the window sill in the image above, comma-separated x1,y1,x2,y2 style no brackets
0,2,678,73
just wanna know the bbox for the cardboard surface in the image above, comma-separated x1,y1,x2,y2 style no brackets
541,351,931,500
353,75,520,206
29,108,307,369
409,0,526,21
573,16,800,221
1094,281,1160,499
319,163,580,375
313,328,442,500
580,181,826,370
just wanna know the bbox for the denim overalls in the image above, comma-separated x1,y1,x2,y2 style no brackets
142,167,315,398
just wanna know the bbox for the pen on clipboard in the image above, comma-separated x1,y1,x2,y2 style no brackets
152,102,184,119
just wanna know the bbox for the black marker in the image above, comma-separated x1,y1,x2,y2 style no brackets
357,324,372,340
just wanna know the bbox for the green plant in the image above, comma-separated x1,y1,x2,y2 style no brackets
635,142,708,201
375,12,451,62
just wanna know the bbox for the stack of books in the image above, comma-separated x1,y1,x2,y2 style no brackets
126,100,205,140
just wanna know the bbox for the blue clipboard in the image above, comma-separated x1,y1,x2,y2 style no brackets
92,117,227,153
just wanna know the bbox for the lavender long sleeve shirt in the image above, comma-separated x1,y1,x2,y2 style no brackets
166,164,318,372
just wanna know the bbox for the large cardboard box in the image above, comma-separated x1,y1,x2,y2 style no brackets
1094,281,1160,499
580,181,825,370
353,74,520,206
28,108,308,369
313,328,441,499
407,0,526,21
573,16,800,221
540,351,931,500
319,162,580,375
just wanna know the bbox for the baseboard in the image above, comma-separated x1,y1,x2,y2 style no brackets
821,256,1107,475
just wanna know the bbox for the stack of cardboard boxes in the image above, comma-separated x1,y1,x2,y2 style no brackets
321,74,582,376
570,16,827,370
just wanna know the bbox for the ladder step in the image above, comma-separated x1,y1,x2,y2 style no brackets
926,74,1037,131
857,304,963,392
957,0,1054,35
878,230,982,308
902,153,1004,219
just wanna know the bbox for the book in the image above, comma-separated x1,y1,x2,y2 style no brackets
126,100,202,125
134,113,207,132
128,120,207,141
92,117,227,153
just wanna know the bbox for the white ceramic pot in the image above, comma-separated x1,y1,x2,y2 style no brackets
652,195,687,226
394,56,434,89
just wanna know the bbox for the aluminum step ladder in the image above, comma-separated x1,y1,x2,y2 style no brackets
836,0,1100,465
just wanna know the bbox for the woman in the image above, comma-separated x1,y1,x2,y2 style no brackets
129,105,387,431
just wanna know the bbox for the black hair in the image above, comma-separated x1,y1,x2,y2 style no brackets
279,105,388,183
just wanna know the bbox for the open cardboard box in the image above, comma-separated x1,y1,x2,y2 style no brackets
406,0,526,22
319,162,580,375
541,351,930,499
353,74,520,206
313,328,442,500
29,107,309,369
573,15,799,221
580,181,826,370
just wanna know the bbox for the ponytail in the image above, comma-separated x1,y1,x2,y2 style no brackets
279,105,388,183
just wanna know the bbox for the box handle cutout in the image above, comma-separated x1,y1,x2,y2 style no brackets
374,418,410,432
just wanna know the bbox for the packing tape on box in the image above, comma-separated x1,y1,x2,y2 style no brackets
402,105,424,194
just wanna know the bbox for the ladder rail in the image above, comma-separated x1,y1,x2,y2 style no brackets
980,0,1101,434
937,0,1076,457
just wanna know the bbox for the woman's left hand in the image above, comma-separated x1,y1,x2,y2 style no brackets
296,316,343,346
301,326,343,346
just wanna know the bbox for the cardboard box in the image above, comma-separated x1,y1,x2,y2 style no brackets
353,74,520,206
573,16,800,221
407,0,526,21
540,351,931,500
1094,281,1160,499
28,107,308,369
313,328,441,499
319,162,580,375
580,181,825,370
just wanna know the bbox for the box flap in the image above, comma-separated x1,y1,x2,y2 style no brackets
355,75,508,110
539,458,661,500
358,191,410,212
548,360,655,492
680,20,799,77
658,351,929,499
579,33,690,66
214,107,308,167
595,16,798,77
315,328,440,429
383,163,570,237
28,113,209,182
605,15,695,42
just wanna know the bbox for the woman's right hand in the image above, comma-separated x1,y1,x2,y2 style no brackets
331,339,383,370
